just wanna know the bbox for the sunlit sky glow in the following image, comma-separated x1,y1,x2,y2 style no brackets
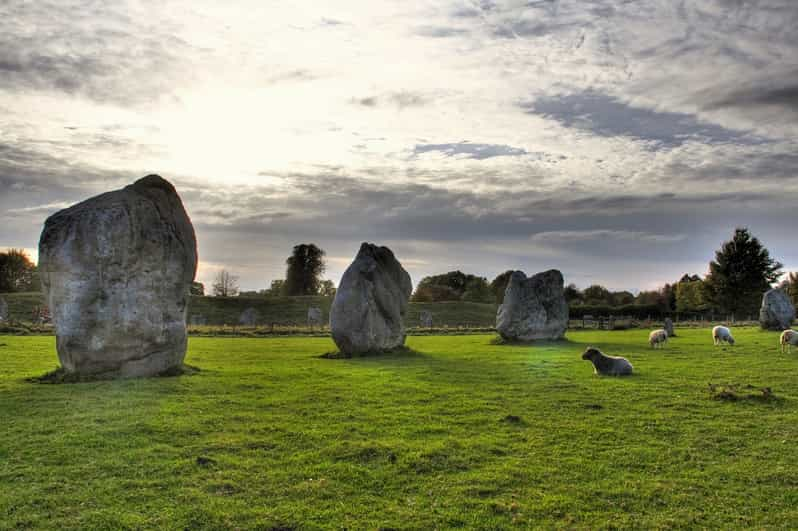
2,0,797,291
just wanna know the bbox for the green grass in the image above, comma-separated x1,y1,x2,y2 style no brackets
2,328,798,529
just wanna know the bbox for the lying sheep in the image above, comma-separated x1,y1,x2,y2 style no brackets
780,329,798,353
649,329,668,349
581,347,633,376
712,325,735,346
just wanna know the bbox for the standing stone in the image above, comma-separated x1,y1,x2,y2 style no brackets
307,306,323,327
0,297,7,322
239,307,259,326
759,288,795,331
419,310,433,328
496,269,568,341
664,317,675,337
330,243,412,354
38,175,197,378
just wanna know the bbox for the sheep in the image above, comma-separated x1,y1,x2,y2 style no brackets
712,325,735,346
581,347,633,376
780,329,798,353
649,329,668,349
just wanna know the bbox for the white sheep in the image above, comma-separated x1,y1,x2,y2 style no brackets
780,329,798,353
581,347,633,376
712,325,735,346
649,329,668,349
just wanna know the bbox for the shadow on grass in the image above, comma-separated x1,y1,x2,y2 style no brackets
318,345,424,360
489,335,579,347
26,364,201,384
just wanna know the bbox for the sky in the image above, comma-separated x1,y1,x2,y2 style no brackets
1,0,797,292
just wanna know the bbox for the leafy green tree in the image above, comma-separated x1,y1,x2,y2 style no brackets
490,270,514,304
564,283,582,305
461,277,494,303
781,272,798,307
583,284,611,305
0,248,37,292
263,279,285,297
319,280,337,298
675,279,707,312
190,281,205,296
412,271,492,302
704,228,783,317
284,244,326,295
611,291,635,306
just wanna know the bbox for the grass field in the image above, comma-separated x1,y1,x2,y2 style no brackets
2,328,798,529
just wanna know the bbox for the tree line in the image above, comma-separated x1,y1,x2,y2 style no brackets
2,229,795,320
409,228,794,319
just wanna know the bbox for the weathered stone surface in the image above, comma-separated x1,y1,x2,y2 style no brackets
664,317,675,337
0,297,7,321
419,310,433,328
760,288,795,331
239,308,259,326
496,269,568,341
38,175,197,378
330,243,412,354
307,306,323,327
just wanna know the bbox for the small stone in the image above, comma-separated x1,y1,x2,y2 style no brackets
760,288,795,331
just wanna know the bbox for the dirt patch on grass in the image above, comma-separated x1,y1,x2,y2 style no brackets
708,383,779,402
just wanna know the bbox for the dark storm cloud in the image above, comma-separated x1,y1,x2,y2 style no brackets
525,91,763,148
413,142,528,159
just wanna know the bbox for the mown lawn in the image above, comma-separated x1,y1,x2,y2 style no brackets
1,328,797,529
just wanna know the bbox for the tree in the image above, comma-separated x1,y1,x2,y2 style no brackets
284,244,326,296
0,248,37,292
461,277,494,303
319,280,337,298
704,227,783,318
190,281,205,296
490,270,514,304
675,279,707,312
412,271,493,303
781,272,798,307
564,283,582,305
264,279,286,297
583,284,612,305
212,269,239,297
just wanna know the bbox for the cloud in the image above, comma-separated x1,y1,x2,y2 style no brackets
416,25,469,38
0,1,201,105
525,90,764,148
413,142,529,159
350,91,431,109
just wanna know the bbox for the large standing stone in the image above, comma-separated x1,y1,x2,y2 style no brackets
330,243,412,354
307,306,323,327
38,175,197,378
664,317,675,337
0,297,7,322
759,288,795,331
496,269,568,341
419,310,433,328
239,307,259,326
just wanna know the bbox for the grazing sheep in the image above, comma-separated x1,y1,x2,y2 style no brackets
780,329,798,353
712,325,735,346
581,347,633,376
649,329,668,349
